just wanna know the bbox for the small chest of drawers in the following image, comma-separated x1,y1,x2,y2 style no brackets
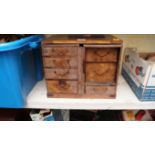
42,34,122,98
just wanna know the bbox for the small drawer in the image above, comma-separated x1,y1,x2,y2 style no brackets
86,85,116,97
42,46,77,57
86,48,118,62
86,63,117,83
47,80,78,94
43,57,78,68
45,68,78,80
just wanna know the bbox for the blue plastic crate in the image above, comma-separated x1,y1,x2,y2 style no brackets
0,35,44,108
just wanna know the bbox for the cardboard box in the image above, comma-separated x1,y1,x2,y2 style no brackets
122,48,155,101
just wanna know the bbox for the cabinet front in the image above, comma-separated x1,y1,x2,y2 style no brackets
42,45,80,96
42,42,121,98
86,63,117,83
47,80,78,95
85,46,119,84
86,47,118,62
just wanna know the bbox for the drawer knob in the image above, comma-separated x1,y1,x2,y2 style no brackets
58,80,70,89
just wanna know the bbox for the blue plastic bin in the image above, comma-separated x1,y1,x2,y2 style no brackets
0,35,44,108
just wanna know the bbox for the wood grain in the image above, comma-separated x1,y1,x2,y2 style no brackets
86,85,116,98
45,68,78,80
86,63,117,83
42,35,122,98
47,80,78,95
43,46,77,57
43,57,78,68
86,48,118,62
43,34,122,44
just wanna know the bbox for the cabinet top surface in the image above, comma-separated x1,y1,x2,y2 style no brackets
43,34,123,44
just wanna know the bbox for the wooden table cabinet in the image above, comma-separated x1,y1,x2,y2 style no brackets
42,34,123,98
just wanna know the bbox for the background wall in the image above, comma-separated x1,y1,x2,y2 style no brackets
114,34,155,53
113,34,155,73
46,34,155,53
44,34,155,73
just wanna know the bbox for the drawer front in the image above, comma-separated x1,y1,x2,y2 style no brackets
47,80,78,94
86,85,116,97
86,63,117,83
86,48,118,62
43,46,77,57
45,68,77,80
43,57,78,68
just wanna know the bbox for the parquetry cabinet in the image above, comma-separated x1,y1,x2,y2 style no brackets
42,34,122,98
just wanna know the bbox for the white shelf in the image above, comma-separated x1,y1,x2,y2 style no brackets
26,76,155,110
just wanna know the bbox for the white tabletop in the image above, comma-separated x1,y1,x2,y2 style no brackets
26,76,155,109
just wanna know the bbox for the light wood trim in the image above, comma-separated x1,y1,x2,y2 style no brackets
84,44,122,48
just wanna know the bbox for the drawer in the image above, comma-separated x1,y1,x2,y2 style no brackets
43,46,77,57
86,48,118,62
86,63,117,83
47,80,78,94
45,68,78,80
43,57,78,68
86,85,116,97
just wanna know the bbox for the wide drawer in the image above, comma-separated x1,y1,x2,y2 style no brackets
86,85,116,97
86,63,117,83
47,80,78,94
43,57,78,68
45,68,78,80
86,48,118,62
42,46,77,57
